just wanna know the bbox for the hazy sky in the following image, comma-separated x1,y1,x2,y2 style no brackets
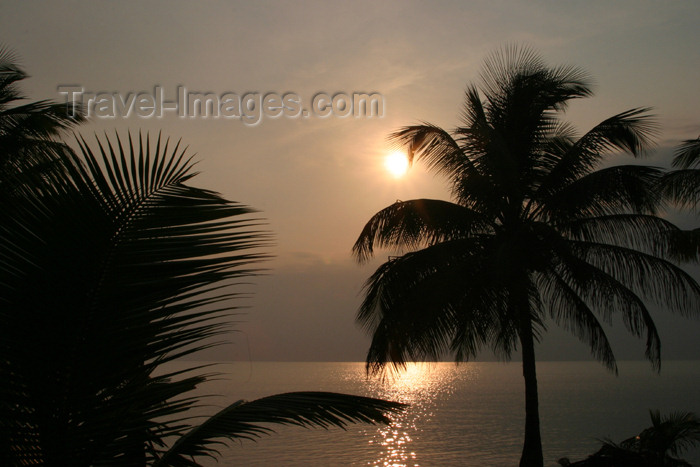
4,1,700,363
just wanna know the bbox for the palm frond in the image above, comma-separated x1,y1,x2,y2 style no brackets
576,108,659,158
1,130,270,464
537,269,617,373
663,228,700,261
561,214,679,257
533,109,658,207
0,46,83,200
644,410,700,458
570,240,700,317
358,239,518,373
590,410,700,465
671,137,700,169
659,168,700,209
540,165,663,220
155,392,406,466
555,250,662,368
478,44,592,111
388,123,472,187
352,198,490,262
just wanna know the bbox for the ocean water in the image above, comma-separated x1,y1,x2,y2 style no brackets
177,361,700,466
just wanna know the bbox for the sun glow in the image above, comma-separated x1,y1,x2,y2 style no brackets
384,151,409,178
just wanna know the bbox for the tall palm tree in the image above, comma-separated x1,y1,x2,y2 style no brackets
352,47,700,467
1,130,404,465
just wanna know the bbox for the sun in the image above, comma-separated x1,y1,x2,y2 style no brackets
384,151,409,178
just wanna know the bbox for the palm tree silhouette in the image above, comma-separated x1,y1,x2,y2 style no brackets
561,410,700,466
1,131,404,465
1,49,403,465
352,46,700,467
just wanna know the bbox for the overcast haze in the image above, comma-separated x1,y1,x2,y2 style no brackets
4,0,700,362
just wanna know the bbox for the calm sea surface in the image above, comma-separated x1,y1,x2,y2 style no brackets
174,361,700,466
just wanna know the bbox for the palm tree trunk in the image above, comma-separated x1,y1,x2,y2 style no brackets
519,313,543,467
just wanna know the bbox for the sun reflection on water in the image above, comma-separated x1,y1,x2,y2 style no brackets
359,362,467,467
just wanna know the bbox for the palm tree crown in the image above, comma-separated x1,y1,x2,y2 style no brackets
563,410,700,466
1,131,405,466
352,46,700,467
